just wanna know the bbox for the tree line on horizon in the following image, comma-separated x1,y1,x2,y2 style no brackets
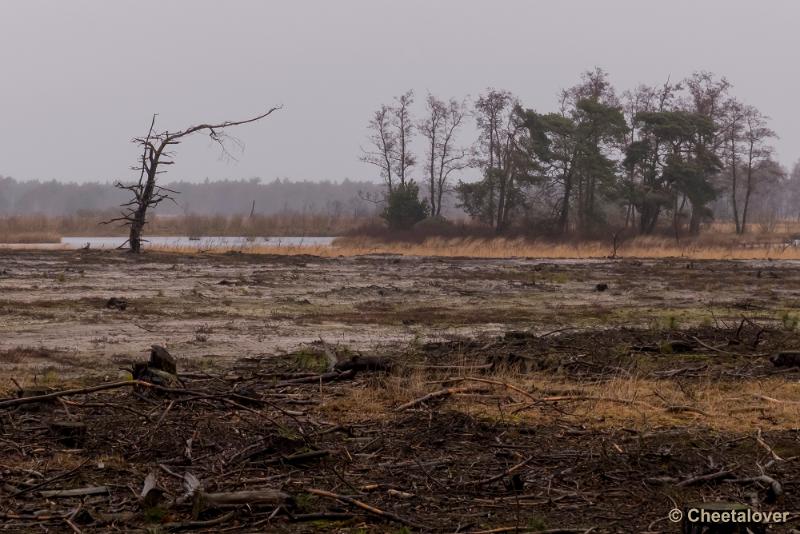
362,69,800,237
0,177,383,218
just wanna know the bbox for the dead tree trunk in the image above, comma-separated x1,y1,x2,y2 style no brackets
107,108,280,252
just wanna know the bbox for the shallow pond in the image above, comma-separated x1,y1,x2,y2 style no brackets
60,236,336,249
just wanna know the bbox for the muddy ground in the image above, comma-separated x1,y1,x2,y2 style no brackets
1,250,800,533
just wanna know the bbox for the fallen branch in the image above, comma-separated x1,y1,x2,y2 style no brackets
10,459,90,497
691,336,736,355
162,511,236,531
41,486,109,498
396,386,488,411
192,489,292,519
306,488,427,530
0,381,139,408
276,369,355,386
676,469,734,487
465,527,590,534
0,379,203,409
457,376,538,403
753,394,800,405
288,512,354,522
467,456,533,487
756,429,783,462
513,395,656,414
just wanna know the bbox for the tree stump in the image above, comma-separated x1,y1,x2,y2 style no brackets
132,363,182,388
770,350,800,367
149,345,177,374
681,502,766,534
105,297,128,311
48,420,87,447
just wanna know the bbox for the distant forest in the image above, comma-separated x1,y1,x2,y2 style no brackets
0,177,383,217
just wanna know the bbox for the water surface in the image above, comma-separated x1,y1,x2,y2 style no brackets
61,236,336,250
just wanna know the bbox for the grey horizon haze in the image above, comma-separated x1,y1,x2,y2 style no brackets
0,0,797,185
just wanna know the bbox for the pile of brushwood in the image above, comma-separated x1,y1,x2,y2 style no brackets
1,326,799,532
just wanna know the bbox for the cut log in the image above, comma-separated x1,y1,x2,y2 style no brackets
150,345,177,374
770,350,800,367
192,489,293,519
48,420,87,448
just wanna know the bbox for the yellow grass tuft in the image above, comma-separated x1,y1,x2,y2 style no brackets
319,370,800,433
149,235,800,260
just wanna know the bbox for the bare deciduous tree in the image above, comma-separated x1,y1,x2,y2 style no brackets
393,90,416,188
359,90,416,194
739,106,777,234
723,98,746,233
359,105,396,192
108,108,280,252
418,94,468,216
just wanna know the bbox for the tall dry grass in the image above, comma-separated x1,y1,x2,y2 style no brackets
318,367,800,433
5,212,800,259
152,235,800,260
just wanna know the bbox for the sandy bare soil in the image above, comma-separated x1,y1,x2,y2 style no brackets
1,250,800,533
1,250,797,383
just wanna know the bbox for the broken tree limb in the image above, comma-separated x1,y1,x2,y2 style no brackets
728,475,783,502
512,395,657,414
0,380,208,409
676,469,734,487
466,456,534,487
756,429,783,462
456,376,538,402
396,386,489,411
276,369,355,386
161,511,236,531
10,459,91,498
466,528,590,534
192,489,293,519
0,381,138,408
306,488,427,530
40,486,109,498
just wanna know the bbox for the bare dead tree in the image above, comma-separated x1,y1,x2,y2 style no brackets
107,108,280,252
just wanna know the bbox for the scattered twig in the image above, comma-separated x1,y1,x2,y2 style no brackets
306,487,427,530
396,386,488,411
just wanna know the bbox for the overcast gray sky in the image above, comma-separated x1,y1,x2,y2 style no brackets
0,0,797,184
